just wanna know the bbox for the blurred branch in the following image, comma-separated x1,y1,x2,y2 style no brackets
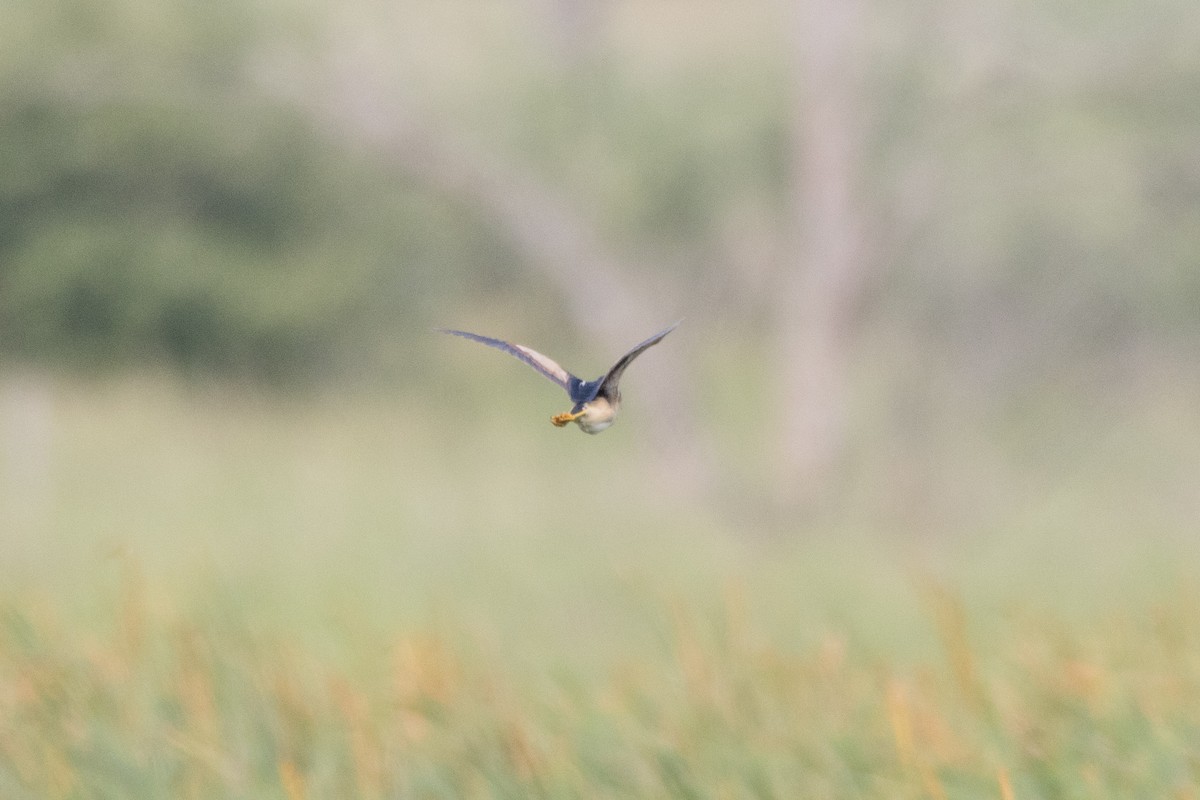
290,63,718,496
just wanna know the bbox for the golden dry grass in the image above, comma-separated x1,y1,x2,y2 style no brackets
1,372,1198,796
2,578,1200,797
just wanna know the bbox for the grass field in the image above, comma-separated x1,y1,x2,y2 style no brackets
1,370,1198,797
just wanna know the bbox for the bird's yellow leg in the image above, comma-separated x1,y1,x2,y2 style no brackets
551,409,586,427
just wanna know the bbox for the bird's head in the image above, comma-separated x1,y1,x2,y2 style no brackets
573,396,618,434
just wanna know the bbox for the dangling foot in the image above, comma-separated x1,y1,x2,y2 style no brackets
551,409,586,427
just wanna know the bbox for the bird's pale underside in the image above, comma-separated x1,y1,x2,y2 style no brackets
437,321,679,434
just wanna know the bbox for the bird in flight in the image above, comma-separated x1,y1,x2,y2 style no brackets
437,321,679,434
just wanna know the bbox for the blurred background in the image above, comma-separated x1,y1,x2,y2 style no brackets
1,0,1198,654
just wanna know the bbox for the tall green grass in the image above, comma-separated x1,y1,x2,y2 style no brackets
1,370,1198,796
3,577,1200,797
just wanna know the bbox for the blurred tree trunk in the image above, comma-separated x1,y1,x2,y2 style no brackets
542,0,605,68
1,375,53,539
776,0,872,504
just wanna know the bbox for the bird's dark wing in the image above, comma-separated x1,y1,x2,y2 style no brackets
437,329,578,393
597,321,680,395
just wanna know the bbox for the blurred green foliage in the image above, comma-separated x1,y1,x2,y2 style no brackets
0,2,514,378
1,4,333,374
1,0,1198,389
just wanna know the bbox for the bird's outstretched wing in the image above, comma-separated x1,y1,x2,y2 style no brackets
598,320,681,394
437,329,577,392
